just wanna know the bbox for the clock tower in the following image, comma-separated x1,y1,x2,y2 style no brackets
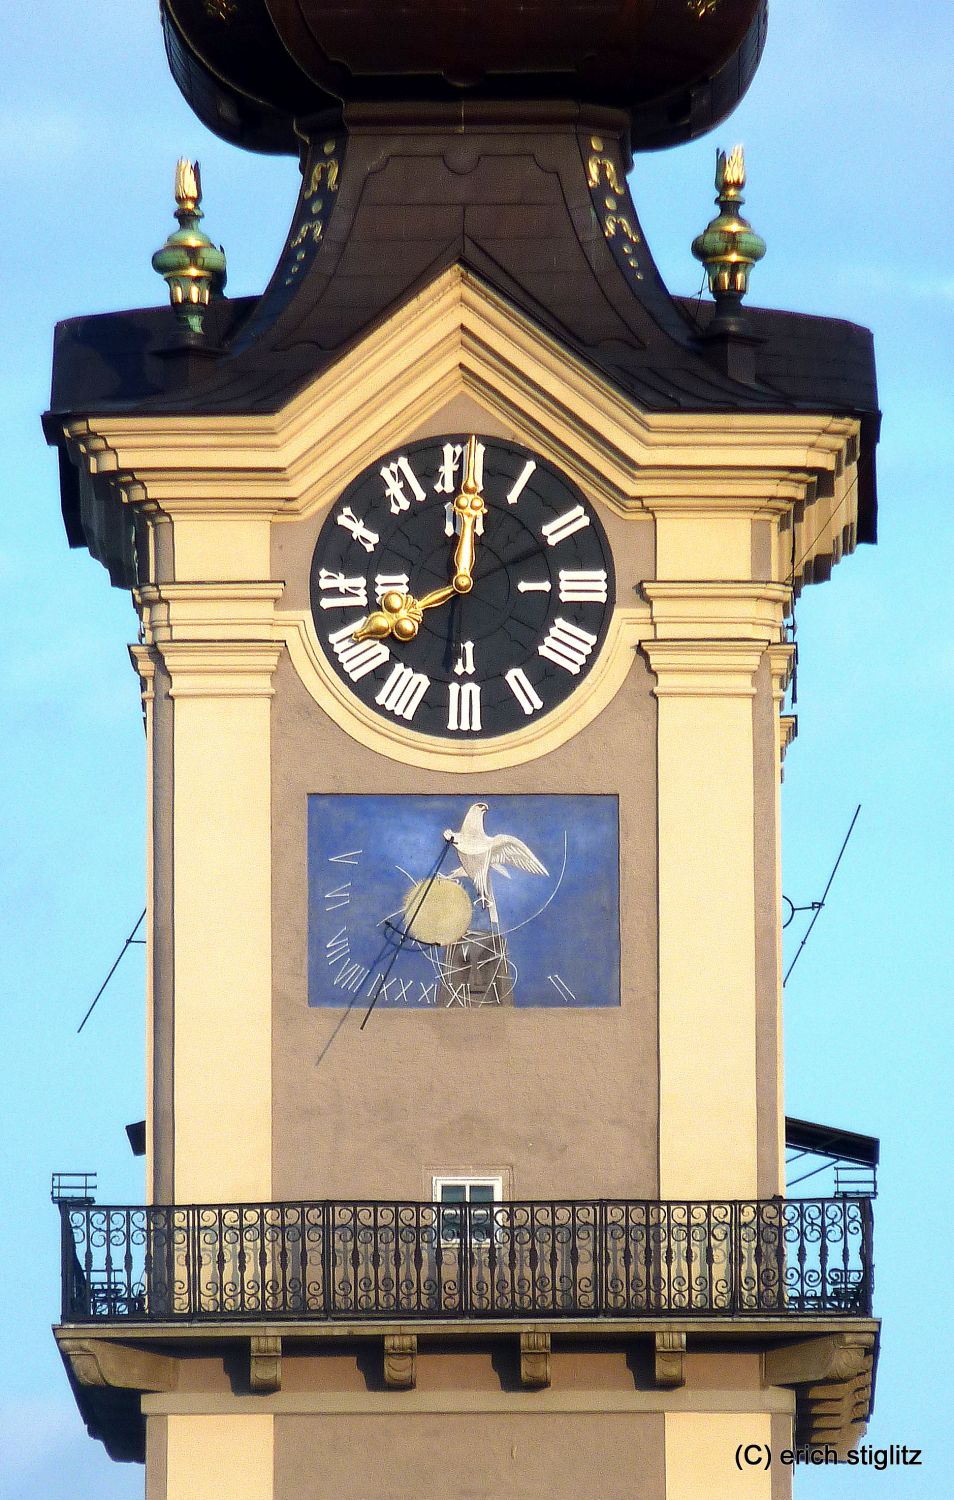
49,4,880,1497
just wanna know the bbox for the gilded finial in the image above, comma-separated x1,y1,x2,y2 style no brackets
691,144,765,317
152,158,227,337
174,157,200,214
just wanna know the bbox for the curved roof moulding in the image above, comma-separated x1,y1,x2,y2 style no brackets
160,0,768,153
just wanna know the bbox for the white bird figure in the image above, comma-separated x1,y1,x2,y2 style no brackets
443,802,548,925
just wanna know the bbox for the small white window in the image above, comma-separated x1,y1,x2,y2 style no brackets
432,1175,503,1243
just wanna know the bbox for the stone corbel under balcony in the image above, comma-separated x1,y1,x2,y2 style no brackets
250,1334,282,1393
654,1330,686,1388
764,1331,877,1458
383,1334,417,1389
519,1331,551,1388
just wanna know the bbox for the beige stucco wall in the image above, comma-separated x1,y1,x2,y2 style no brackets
269,495,662,1202
269,657,659,1201
274,1411,665,1500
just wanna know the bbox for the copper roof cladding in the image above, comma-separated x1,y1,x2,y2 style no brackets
161,0,767,152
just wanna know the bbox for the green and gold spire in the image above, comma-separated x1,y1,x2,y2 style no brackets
151,159,227,336
692,145,765,327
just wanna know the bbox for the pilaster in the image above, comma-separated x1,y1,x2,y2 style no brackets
135,583,283,1204
644,637,765,1199
163,1416,273,1500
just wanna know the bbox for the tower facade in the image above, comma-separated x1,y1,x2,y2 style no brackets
50,5,880,1496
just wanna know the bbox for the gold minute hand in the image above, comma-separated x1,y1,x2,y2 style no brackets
451,434,487,595
353,436,486,644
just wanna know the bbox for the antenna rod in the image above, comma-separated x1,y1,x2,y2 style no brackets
77,909,147,1033
784,805,861,985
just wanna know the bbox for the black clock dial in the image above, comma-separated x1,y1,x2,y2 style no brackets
309,436,616,739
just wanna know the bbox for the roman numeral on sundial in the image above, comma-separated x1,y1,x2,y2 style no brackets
548,973,576,1003
325,927,350,965
323,881,351,911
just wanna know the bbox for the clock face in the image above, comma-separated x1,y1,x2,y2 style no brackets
309,436,615,739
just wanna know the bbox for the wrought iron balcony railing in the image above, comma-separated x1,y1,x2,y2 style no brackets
59,1197,873,1324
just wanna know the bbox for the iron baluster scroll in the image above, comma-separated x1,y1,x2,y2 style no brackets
59,1197,873,1323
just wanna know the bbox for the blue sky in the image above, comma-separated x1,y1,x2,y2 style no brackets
1,2,951,1495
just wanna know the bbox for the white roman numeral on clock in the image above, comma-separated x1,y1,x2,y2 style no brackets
506,458,536,505
558,568,608,603
453,641,475,676
380,455,426,514
444,500,484,538
434,440,485,495
538,617,598,675
374,572,410,602
317,570,369,609
447,681,482,732
375,663,430,721
505,667,544,716
328,620,390,682
336,506,379,553
541,504,590,546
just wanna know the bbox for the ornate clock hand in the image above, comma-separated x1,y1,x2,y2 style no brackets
351,582,456,643
450,433,487,594
352,435,486,643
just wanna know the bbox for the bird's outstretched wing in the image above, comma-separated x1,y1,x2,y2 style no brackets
488,834,548,877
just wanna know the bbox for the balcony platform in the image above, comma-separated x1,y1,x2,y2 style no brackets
55,1197,878,1464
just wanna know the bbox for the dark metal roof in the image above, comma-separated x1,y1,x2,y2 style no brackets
160,0,768,154
785,1117,880,1168
47,107,878,551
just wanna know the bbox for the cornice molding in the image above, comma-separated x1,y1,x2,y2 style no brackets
643,582,790,642
136,582,286,645
642,639,766,698
60,269,861,559
155,640,284,699
780,714,798,763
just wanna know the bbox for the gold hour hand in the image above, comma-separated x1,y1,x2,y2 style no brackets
352,437,485,642
351,583,456,643
451,434,487,594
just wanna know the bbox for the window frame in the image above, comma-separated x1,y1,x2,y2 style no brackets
432,1174,504,1245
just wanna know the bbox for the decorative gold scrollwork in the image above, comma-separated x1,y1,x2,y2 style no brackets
305,157,340,200
290,221,324,251
285,141,339,285
604,214,641,248
587,153,623,195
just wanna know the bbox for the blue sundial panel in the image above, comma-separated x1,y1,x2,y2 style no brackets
307,794,621,1008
